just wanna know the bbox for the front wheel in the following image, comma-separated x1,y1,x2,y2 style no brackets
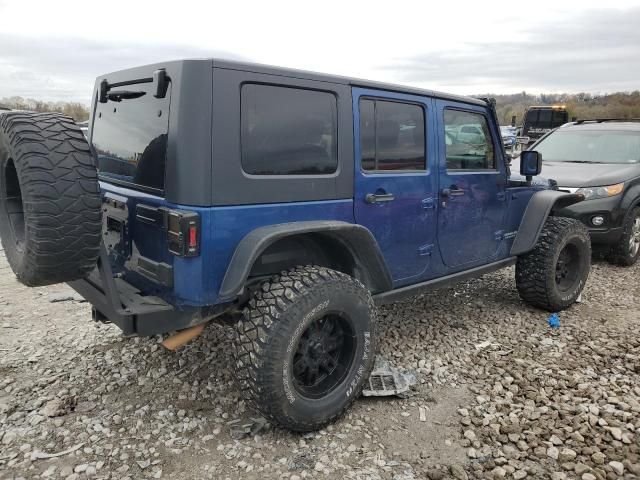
232,266,376,432
516,216,591,311
608,206,640,267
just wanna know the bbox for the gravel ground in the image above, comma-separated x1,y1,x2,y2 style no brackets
0,250,639,480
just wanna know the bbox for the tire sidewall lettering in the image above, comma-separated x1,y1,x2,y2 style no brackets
346,331,371,398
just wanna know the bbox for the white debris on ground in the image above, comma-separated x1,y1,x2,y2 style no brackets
0,250,639,479
362,357,417,398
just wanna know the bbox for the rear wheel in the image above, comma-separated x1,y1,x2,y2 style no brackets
0,112,101,286
516,216,591,311
232,265,376,432
608,206,640,267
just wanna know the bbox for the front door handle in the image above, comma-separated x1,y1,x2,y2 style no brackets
365,193,395,204
441,187,465,197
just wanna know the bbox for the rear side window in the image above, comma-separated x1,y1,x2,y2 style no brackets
552,109,568,127
93,81,170,192
444,109,495,170
359,99,426,171
538,109,552,126
524,109,537,124
241,84,338,175
524,108,568,130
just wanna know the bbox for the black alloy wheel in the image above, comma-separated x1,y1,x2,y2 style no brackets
292,314,355,399
555,243,581,292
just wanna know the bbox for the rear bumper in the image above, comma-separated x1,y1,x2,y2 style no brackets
68,246,227,335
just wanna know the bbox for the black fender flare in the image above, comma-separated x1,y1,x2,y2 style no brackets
510,190,584,256
218,221,393,301
620,182,640,212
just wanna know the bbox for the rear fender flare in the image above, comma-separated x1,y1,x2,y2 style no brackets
510,190,584,256
218,221,392,301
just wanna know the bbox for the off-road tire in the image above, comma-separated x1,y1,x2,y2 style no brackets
232,265,376,432
0,112,101,286
516,216,591,311
607,206,640,267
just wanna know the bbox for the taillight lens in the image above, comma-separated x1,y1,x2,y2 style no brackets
165,210,200,257
188,225,197,248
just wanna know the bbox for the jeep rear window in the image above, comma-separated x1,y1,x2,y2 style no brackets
241,84,338,175
92,81,171,193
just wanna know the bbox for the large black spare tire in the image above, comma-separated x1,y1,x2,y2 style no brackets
0,112,101,286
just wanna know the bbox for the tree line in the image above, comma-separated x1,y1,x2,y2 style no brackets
490,91,640,126
0,97,90,121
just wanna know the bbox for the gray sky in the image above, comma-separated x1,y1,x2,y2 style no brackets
1,0,639,104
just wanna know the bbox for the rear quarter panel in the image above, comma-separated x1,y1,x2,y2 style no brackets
98,187,358,308
203,200,355,305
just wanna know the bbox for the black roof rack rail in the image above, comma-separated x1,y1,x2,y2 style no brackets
574,118,640,124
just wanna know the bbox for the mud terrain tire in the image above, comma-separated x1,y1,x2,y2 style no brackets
516,216,590,311
233,266,376,432
0,112,101,286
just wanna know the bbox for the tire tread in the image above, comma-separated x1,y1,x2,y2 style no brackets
232,265,375,432
516,216,590,311
0,112,101,286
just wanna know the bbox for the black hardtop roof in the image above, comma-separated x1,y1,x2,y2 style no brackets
98,58,488,107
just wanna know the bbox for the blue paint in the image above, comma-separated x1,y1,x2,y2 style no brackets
434,99,508,267
99,86,546,309
207,200,354,304
352,88,438,285
350,89,543,287
101,179,354,306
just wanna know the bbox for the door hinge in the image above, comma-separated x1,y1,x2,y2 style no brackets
418,244,433,256
421,198,435,209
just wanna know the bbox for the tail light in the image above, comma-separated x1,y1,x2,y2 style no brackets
165,209,200,257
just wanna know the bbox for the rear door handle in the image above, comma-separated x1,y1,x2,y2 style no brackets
365,193,395,204
441,188,465,197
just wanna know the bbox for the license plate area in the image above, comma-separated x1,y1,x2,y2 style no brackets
103,196,131,263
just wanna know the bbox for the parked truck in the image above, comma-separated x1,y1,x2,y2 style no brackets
521,105,569,145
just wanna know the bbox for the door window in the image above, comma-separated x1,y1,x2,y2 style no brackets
444,109,495,170
360,99,426,172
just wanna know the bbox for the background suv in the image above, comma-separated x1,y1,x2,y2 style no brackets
530,119,640,265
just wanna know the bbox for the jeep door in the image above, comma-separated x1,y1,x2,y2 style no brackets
353,88,437,286
435,100,508,267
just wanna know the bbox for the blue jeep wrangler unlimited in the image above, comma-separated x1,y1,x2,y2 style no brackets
0,59,591,432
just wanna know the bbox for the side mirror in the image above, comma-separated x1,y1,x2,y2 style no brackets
520,150,542,177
